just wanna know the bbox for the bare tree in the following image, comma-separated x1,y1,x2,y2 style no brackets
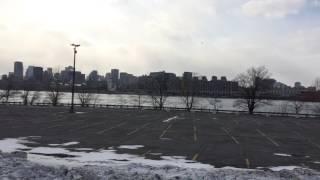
0,79,13,103
181,78,198,112
78,88,98,107
21,90,40,105
290,101,304,114
234,66,271,114
20,82,39,105
147,74,169,110
47,77,63,106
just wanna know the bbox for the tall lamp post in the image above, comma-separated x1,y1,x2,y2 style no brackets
70,43,80,113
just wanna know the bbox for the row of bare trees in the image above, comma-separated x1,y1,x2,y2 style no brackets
145,66,320,115
1,66,320,114
0,76,99,107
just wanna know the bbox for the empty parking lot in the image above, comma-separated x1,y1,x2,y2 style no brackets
0,105,320,170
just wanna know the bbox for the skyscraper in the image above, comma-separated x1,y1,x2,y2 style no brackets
111,69,119,88
25,66,43,81
14,61,23,80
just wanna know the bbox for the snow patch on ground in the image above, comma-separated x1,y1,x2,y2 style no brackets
118,145,144,150
62,142,80,146
1,152,320,180
269,166,301,171
49,141,79,147
0,138,30,153
0,138,212,170
1,137,320,179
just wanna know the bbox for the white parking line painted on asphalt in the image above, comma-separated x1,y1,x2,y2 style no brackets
221,127,239,144
163,116,178,123
70,121,107,132
193,126,198,142
293,129,320,150
245,158,250,168
47,124,65,129
308,140,320,150
159,124,173,138
192,153,199,161
256,129,279,147
127,123,151,136
96,122,127,135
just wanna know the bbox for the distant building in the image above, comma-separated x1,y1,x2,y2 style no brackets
33,67,43,81
88,70,99,81
8,72,14,79
201,76,208,81
183,72,193,81
111,69,119,89
1,74,8,80
25,66,43,81
295,82,302,88
221,76,227,81
43,67,54,82
61,66,85,84
211,76,218,81
14,61,23,80
119,72,137,90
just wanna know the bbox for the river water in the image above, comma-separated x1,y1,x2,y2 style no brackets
5,91,320,114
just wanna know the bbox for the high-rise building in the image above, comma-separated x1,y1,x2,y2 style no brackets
43,68,54,82
14,61,23,80
25,66,35,80
33,67,43,81
111,69,119,88
25,66,43,81
88,70,99,81
119,72,137,89
60,66,85,84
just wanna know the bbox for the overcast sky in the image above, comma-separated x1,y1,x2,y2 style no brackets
0,0,319,86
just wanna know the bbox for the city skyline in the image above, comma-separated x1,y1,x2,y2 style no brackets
1,60,311,88
0,0,320,86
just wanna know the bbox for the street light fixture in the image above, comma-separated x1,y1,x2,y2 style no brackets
70,43,80,113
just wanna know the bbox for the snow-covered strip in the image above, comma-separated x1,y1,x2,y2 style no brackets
273,153,292,157
314,161,320,164
75,112,86,114
2,152,320,180
29,147,70,154
163,116,178,123
269,166,301,171
118,145,144,150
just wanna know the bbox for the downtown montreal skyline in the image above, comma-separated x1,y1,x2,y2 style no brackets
0,0,320,86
